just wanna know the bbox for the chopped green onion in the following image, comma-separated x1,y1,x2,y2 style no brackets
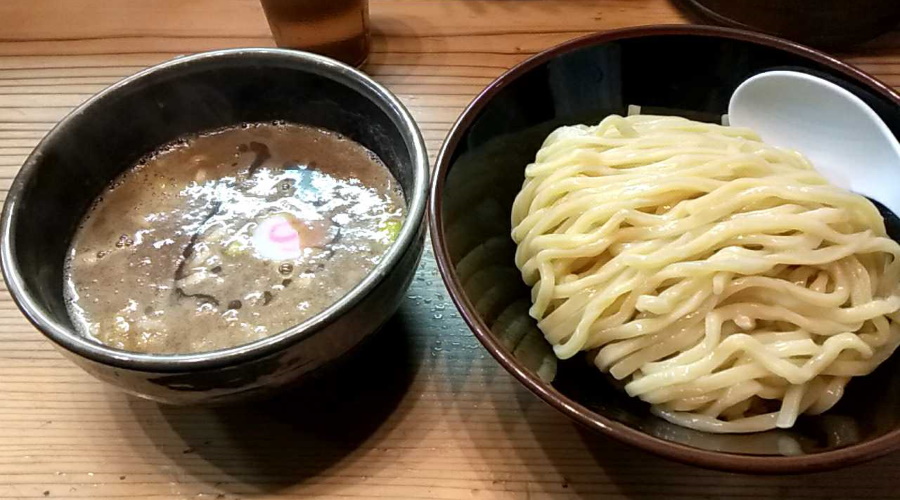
380,219,403,242
224,240,249,257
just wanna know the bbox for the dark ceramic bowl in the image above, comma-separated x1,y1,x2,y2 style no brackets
430,25,900,473
1,48,428,405
676,0,900,49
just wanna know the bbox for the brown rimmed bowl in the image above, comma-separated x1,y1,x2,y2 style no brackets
429,25,900,473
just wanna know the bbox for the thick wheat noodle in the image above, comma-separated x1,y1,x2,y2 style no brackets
511,114,900,433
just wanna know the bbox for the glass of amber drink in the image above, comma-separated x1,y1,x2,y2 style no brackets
260,0,370,67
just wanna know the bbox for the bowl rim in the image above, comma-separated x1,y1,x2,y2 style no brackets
0,48,429,373
429,24,900,473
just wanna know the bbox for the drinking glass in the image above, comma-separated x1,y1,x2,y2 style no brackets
260,0,370,67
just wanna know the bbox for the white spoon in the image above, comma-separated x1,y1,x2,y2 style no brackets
728,70,900,216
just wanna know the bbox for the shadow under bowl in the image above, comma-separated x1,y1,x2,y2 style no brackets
0,48,428,405
429,25,900,473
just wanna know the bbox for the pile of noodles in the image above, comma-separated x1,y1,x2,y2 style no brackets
511,114,900,433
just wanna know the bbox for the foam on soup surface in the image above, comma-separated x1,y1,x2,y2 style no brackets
65,122,405,354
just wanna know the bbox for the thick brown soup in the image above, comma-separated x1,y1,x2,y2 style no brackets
64,122,405,354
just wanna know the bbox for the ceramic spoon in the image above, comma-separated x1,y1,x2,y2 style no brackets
728,70,900,216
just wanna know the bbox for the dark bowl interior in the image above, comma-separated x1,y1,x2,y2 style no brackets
431,26,900,473
2,49,425,381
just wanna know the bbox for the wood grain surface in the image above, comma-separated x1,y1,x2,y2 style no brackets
1,1,899,499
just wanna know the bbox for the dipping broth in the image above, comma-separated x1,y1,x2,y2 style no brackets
65,122,405,354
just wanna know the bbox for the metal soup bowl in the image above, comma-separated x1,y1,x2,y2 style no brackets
1,48,428,405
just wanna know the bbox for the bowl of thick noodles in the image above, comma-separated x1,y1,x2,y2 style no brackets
429,25,900,472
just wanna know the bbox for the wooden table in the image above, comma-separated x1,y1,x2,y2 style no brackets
1,1,899,498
